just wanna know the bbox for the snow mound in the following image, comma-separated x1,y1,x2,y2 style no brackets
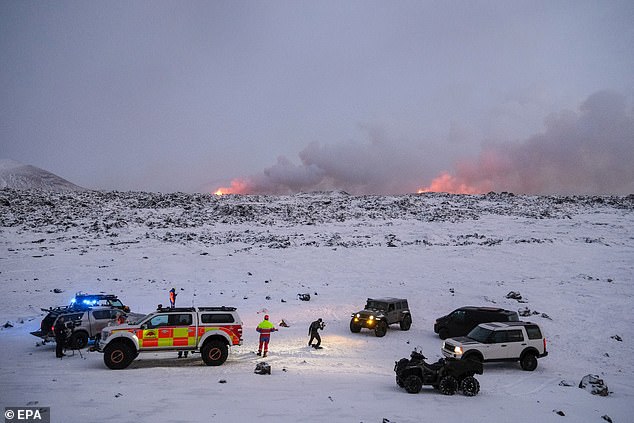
0,159,86,192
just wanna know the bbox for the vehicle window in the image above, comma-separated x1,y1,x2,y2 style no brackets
92,310,112,320
507,330,524,342
201,313,235,324
452,310,466,322
508,313,519,322
60,313,83,323
468,326,493,342
493,331,508,343
525,325,543,340
147,315,169,328
388,304,395,311
169,314,193,326
109,300,124,308
366,301,387,311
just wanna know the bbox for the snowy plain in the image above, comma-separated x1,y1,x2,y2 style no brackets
0,189,632,423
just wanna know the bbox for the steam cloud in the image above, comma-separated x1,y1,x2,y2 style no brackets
218,91,634,195
422,90,634,195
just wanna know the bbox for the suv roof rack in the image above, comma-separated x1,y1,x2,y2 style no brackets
156,306,196,312
198,306,237,312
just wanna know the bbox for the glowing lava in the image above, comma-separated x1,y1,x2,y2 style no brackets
417,172,486,195
213,179,249,195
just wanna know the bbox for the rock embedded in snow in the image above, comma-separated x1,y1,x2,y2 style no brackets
579,374,609,396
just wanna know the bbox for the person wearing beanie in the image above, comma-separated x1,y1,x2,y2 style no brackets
256,314,278,357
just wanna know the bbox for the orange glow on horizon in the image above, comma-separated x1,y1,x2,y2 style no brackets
213,179,250,195
417,172,486,195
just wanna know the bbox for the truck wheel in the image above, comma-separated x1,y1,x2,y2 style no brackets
349,319,361,333
399,315,412,331
438,375,458,395
403,375,423,394
103,342,134,370
520,352,538,371
201,340,228,366
460,376,480,396
375,321,388,337
68,331,89,349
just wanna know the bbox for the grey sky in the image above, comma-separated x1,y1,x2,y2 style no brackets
1,1,633,194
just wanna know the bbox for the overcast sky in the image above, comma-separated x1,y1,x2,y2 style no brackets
1,1,633,194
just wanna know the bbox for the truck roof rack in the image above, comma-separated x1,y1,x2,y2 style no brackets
156,306,196,312
197,306,237,312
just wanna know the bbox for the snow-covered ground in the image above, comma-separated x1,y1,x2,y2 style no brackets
0,189,632,423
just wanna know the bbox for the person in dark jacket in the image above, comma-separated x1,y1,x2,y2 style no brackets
308,318,324,348
54,316,68,358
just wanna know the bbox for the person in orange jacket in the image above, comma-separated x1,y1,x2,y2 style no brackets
169,288,177,308
256,315,278,357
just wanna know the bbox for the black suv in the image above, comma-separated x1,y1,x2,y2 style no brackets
434,306,518,339
350,298,412,337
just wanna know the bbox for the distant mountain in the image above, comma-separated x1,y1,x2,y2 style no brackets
0,159,87,192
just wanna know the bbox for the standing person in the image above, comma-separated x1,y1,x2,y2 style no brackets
308,318,325,348
169,288,177,308
54,316,67,358
256,315,278,357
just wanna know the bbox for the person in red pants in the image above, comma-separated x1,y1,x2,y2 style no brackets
256,315,278,357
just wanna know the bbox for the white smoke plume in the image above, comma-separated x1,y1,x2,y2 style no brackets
216,91,634,195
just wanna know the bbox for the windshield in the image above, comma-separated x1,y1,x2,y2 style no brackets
365,301,387,311
468,326,493,343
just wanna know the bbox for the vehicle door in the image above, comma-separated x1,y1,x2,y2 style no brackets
504,329,527,358
137,314,170,349
170,313,195,348
90,309,117,336
386,303,398,324
488,330,527,359
485,330,509,359
451,309,469,336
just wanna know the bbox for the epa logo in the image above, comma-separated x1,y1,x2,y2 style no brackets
4,407,50,423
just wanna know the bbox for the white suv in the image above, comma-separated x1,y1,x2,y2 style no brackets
441,321,548,371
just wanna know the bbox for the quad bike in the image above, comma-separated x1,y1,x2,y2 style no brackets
394,350,483,396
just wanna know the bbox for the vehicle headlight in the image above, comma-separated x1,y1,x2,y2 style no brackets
369,315,374,320
356,313,360,318
454,346,463,355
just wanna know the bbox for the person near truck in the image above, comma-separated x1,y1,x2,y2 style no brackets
54,316,67,358
256,315,278,357
308,318,325,348
169,288,177,308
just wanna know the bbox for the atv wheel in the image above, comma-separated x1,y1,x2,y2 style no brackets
438,375,458,395
103,342,134,370
349,319,361,333
399,315,412,331
201,340,228,366
403,375,423,394
68,331,89,349
375,321,388,337
460,376,480,396
520,352,538,371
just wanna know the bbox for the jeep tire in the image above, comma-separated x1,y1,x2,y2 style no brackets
520,352,538,371
399,315,412,331
375,321,388,337
460,376,480,396
201,340,228,366
349,319,361,333
438,375,458,395
103,342,134,370
403,375,423,394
